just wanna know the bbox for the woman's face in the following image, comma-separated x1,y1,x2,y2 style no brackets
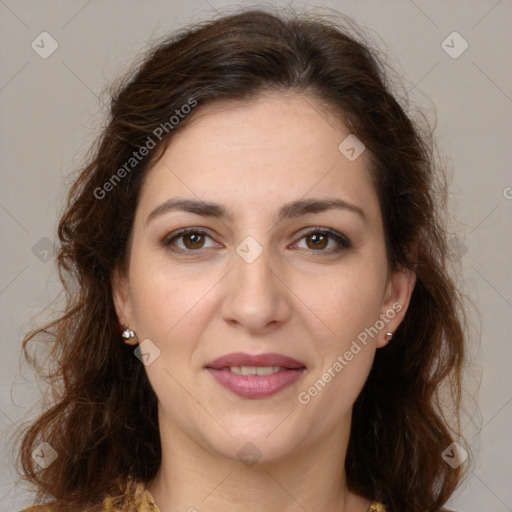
113,92,414,465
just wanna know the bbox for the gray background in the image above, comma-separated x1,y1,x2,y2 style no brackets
1,1,511,510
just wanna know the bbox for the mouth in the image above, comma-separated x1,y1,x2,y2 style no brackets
205,351,306,370
205,352,306,399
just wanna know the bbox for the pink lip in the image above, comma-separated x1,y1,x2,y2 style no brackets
205,352,306,370
205,352,306,399
206,368,305,398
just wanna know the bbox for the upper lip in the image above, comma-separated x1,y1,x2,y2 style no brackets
205,352,306,370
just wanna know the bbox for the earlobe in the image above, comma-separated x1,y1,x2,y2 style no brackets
111,267,135,342
121,327,138,344
377,265,416,348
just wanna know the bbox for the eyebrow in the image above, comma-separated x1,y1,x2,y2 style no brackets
146,197,368,225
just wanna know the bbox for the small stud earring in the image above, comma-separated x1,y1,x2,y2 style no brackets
122,327,136,339
384,332,393,342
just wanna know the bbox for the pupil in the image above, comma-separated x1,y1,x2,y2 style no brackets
187,233,203,248
310,233,326,249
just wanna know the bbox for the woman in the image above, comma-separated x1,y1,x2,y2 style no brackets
16,7,470,512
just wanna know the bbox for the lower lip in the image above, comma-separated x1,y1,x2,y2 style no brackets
206,367,306,399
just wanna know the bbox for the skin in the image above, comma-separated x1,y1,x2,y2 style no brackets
112,91,416,512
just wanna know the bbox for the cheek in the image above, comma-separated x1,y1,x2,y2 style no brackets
128,247,211,339
295,265,384,418
303,257,387,343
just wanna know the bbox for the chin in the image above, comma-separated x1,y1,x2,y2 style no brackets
199,417,306,467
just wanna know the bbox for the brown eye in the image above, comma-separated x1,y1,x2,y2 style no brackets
295,228,351,255
305,232,329,250
163,228,216,253
163,227,351,256
182,232,205,249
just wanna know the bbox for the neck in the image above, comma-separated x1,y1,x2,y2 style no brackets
146,414,371,512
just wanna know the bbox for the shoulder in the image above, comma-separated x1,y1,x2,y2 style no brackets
18,476,160,512
367,504,464,512
101,476,159,511
368,503,387,512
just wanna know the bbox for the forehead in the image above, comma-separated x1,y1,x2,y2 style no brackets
136,91,380,225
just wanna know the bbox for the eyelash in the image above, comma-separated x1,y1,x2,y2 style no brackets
162,227,352,256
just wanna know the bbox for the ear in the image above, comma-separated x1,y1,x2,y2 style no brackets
111,267,137,346
376,264,416,349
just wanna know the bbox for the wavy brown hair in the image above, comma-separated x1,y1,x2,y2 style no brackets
16,6,472,511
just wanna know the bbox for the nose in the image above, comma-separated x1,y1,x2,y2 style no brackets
221,240,292,334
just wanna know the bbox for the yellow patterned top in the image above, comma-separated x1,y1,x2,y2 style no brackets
20,476,387,511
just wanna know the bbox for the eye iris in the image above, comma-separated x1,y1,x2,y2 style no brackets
307,233,328,250
184,233,204,249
